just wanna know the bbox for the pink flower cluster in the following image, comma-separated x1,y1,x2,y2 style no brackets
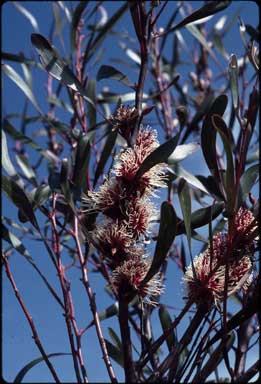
183,208,257,308
83,116,166,305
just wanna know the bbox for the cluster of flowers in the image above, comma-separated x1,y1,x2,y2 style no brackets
183,207,257,309
82,106,166,305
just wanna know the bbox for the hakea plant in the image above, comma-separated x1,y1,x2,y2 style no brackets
3,3,259,383
183,207,258,309
82,108,166,304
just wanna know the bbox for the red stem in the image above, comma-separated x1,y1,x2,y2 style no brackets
3,255,61,383
73,216,118,383
50,196,83,383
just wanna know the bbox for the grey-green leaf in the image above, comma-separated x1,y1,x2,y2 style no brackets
93,129,118,187
31,184,52,209
2,64,42,114
104,339,124,367
2,130,20,180
86,302,119,329
168,1,231,32
201,94,228,181
108,327,122,351
72,135,91,193
4,119,59,163
142,201,176,285
168,142,200,164
2,175,39,229
15,154,37,186
178,179,191,254
97,65,132,87
159,305,176,352
228,54,239,111
211,114,235,215
60,159,74,209
13,353,71,383
2,224,32,261
238,164,259,207
169,163,209,194
13,2,39,32
176,202,224,235
135,132,180,181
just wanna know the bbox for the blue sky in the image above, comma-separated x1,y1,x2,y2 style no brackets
2,1,259,382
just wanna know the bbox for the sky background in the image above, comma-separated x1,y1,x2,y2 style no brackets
2,1,259,383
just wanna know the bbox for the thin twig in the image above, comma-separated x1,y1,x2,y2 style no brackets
73,216,118,383
50,197,83,383
2,254,61,383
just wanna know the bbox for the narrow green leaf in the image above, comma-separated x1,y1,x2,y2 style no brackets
176,202,224,234
15,154,37,185
2,175,39,229
169,163,209,194
159,305,176,352
211,114,235,216
168,142,200,164
53,3,64,47
60,159,74,208
196,175,225,200
119,42,141,65
86,302,119,329
228,54,239,111
189,92,215,130
238,164,259,207
2,52,40,66
31,34,95,108
31,184,51,209
212,32,229,59
98,91,141,104
178,179,191,254
93,129,118,187
2,216,39,237
186,24,218,63
72,135,91,193
104,339,124,367
57,1,71,23
2,224,32,261
2,64,42,114
142,201,176,285
135,133,180,181
176,346,189,377
13,2,39,32
86,79,97,128
169,1,231,31
201,94,228,180
245,24,259,42
4,119,59,163
97,65,132,87
108,328,122,351
13,353,71,383
83,2,128,63
91,5,109,31
2,130,19,178
243,88,259,166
